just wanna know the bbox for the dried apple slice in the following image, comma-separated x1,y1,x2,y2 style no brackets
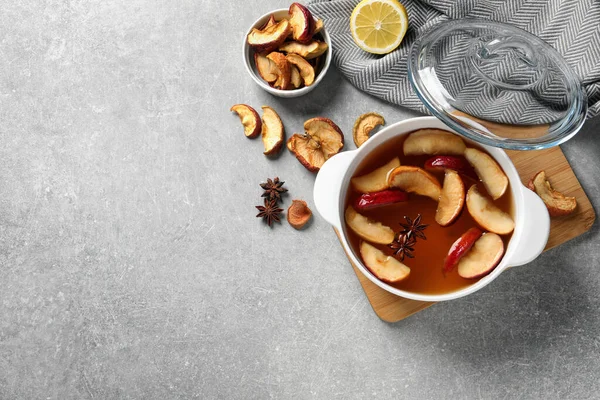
464,148,508,200
403,129,466,156
360,241,410,283
457,232,504,279
289,2,314,43
388,166,442,201
261,106,284,155
287,199,312,229
351,157,400,193
466,185,514,234
435,170,465,226
287,134,324,171
289,64,303,89
288,117,344,172
279,40,328,59
313,19,324,35
254,53,279,83
267,52,291,90
280,41,317,56
528,170,577,217
285,53,315,86
345,206,395,244
353,112,385,147
261,14,277,30
311,42,329,59
286,135,296,152
247,19,291,53
230,104,262,138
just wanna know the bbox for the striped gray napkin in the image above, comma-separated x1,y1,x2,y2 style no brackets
308,0,600,121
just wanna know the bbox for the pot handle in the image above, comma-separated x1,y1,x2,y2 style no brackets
508,187,550,267
313,151,355,229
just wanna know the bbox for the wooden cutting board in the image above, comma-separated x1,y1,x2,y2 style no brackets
336,146,596,323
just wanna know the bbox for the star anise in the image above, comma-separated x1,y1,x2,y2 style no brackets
255,198,284,227
398,214,428,241
388,232,417,261
260,177,288,202
387,214,428,261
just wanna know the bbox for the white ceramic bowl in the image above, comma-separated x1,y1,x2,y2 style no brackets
242,8,332,98
313,116,551,302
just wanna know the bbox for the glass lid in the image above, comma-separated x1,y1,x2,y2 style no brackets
409,19,587,150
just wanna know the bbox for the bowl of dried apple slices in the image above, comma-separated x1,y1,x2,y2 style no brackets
313,116,551,302
243,4,332,97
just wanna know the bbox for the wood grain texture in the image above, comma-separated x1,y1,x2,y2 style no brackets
339,146,596,323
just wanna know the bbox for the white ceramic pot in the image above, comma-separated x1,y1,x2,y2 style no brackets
313,116,550,302
242,9,332,98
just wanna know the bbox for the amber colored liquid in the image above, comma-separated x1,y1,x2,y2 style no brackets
344,134,514,295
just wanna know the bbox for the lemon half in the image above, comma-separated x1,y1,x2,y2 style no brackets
350,0,408,55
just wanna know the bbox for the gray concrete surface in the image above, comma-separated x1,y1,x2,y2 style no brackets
1,1,599,398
